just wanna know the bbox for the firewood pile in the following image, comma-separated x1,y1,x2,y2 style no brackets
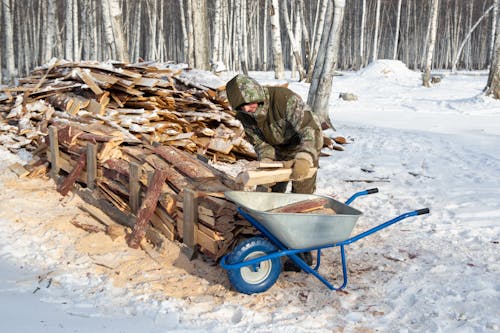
0,59,262,260
0,59,346,261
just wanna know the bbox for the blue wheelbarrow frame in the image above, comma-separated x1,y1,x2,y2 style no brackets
220,188,429,293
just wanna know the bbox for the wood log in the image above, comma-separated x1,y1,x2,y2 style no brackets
268,197,330,213
236,167,318,187
152,145,215,180
58,151,87,196
127,169,168,249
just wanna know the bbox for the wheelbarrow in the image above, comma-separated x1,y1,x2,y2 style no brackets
220,188,429,294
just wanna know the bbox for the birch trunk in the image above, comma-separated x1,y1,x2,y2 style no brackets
393,0,402,60
307,0,345,128
371,0,381,62
44,0,56,62
2,0,16,83
486,0,500,98
101,0,116,60
65,0,74,60
423,0,440,87
212,0,222,67
73,0,79,61
178,0,189,64
185,0,195,66
191,0,209,70
307,0,328,81
281,0,305,80
109,0,129,62
270,0,285,79
489,0,499,63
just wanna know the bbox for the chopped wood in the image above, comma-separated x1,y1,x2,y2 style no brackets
236,167,318,187
9,162,30,178
128,169,168,249
57,151,87,196
268,198,330,213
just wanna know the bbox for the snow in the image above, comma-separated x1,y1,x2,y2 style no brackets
1,60,499,332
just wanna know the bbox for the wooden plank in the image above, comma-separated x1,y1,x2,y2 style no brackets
236,167,318,187
127,169,168,249
86,143,97,189
152,145,215,180
76,69,104,95
182,188,198,249
48,126,60,178
9,162,29,178
129,162,141,214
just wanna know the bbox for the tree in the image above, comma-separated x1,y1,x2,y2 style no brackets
270,0,285,79
109,0,129,62
486,0,500,98
191,0,209,70
371,0,381,62
281,0,305,80
2,0,16,83
307,0,345,129
422,0,439,87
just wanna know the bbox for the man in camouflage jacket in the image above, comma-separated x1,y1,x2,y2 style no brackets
226,74,323,194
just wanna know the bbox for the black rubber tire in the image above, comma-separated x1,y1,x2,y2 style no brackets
227,237,282,294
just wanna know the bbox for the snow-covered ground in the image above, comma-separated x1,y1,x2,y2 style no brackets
1,60,499,332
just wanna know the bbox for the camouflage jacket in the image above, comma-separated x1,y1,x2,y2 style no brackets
226,74,323,164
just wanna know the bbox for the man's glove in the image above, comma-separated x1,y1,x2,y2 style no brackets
290,157,312,180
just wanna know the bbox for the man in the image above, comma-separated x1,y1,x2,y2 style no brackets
226,74,323,194
226,74,323,271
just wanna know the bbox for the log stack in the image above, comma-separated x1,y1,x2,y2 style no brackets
0,59,345,260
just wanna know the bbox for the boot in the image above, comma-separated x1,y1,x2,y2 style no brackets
283,251,313,272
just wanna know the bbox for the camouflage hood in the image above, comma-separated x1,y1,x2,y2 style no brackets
226,74,267,117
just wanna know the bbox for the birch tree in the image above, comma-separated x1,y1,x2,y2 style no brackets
486,0,500,98
371,0,381,62
191,0,209,70
393,0,402,60
281,0,305,80
65,0,74,60
307,0,345,128
270,0,284,79
2,0,16,83
423,0,439,87
109,0,129,62
101,0,116,60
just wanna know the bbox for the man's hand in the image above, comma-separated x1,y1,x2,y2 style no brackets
290,157,312,180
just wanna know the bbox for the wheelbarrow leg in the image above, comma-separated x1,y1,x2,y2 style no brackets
288,245,348,290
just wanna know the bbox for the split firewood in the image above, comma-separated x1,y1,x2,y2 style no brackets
268,198,330,213
236,167,317,187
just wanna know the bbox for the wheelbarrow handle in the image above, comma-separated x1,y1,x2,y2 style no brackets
416,208,430,215
345,188,379,205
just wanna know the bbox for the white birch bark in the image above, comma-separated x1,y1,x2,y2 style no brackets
393,0,402,60
101,0,116,60
178,0,189,64
281,0,305,80
109,0,129,62
2,0,16,83
65,0,74,60
73,0,79,61
486,0,500,98
191,0,209,70
371,0,381,62
212,0,222,66
360,0,366,67
307,0,345,128
307,0,328,80
489,0,499,63
452,5,494,72
185,0,195,66
270,0,285,79
423,0,440,87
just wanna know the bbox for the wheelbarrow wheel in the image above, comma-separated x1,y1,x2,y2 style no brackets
227,237,281,294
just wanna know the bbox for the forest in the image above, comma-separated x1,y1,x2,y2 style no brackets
0,0,498,85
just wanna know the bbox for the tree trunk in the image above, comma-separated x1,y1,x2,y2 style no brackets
486,0,500,98
307,0,328,81
393,0,402,60
270,0,285,79
423,0,440,87
371,0,381,63
281,0,306,80
191,0,209,70
101,0,116,60
2,0,16,83
307,0,345,128
109,0,129,62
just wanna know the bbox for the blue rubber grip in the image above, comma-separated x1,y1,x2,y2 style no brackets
366,188,379,194
416,208,430,215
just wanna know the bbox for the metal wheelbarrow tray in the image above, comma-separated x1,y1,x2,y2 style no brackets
220,188,430,294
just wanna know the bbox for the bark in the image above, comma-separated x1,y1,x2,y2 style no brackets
270,0,285,79
486,0,500,98
307,0,345,128
109,0,129,62
2,0,16,83
44,0,56,62
393,0,402,60
101,0,116,60
281,0,306,80
423,0,440,87
191,0,209,70
371,0,381,62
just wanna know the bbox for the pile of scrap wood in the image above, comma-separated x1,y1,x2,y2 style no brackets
0,59,347,260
